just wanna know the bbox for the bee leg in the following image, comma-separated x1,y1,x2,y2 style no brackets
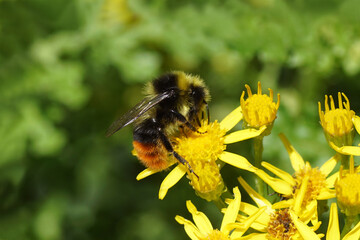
158,129,199,179
170,110,206,134
179,125,188,138
173,152,199,179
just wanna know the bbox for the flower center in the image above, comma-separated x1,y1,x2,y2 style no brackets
293,164,326,206
336,173,360,216
319,93,355,137
267,208,297,240
175,121,226,163
240,82,280,128
173,121,227,201
201,229,229,240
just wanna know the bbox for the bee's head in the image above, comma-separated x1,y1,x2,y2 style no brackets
189,84,209,108
172,71,211,122
187,81,211,124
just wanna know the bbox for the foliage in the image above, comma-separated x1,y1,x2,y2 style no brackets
0,0,360,239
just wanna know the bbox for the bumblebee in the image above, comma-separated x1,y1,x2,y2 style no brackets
106,71,210,176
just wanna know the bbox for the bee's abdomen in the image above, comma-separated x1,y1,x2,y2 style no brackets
133,141,169,170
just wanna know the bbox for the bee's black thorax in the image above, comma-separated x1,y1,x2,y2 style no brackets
152,73,182,111
152,73,178,94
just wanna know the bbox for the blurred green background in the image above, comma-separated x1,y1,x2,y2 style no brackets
1,0,360,239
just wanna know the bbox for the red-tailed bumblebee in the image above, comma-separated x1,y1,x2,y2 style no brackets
106,71,210,176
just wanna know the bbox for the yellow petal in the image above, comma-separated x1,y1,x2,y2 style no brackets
326,172,339,188
237,233,268,240
272,199,294,209
300,200,318,225
320,154,339,177
279,133,305,172
219,151,256,172
326,203,340,240
352,115,360,135
175,215,203,240
311,218,322,232
290,211,321,240
238,202,260,216
294,175,309,215
254,169,293,195
230,206,266,238
236,216,267,233
159,165,186,199
220,106,243,132
186,201,213,235
343,219,360,240
238,176,272,209
238,202,269,231
330,141,360,156
136,168,161,180
224,125,266,144
317,188,336,200
221,187,241,233
262,161,296,186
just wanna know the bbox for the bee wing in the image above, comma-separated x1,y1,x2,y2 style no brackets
106,91,173,137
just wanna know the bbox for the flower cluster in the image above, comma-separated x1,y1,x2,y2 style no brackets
132,82,360,239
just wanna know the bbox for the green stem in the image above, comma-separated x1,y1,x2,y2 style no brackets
213,196,227,210
213,188,233,211
341,214,359,238
254,136,264,197
340,153,350,170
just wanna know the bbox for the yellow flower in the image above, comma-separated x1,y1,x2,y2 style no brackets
237,176,323,240
136,106,267,200
254,134,338,222
335,156,360,216
240,81,280,133
318,92,360,153
326,203,360,240
175,187,266,240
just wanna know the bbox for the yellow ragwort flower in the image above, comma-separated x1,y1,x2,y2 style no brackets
137,106,266,200
237,176,323,240
240,81,280,133
326,203,360,240
254,134,338,223
335,156,360,216
175,187,266,240
318,92,359,152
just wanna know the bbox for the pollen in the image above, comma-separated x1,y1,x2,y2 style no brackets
240,82,280,129
318,92,355,137
335,156,360,216
267,208,297,240
174,121,227,164
293,163,326,206
202,229,229,240
173,121,227,201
